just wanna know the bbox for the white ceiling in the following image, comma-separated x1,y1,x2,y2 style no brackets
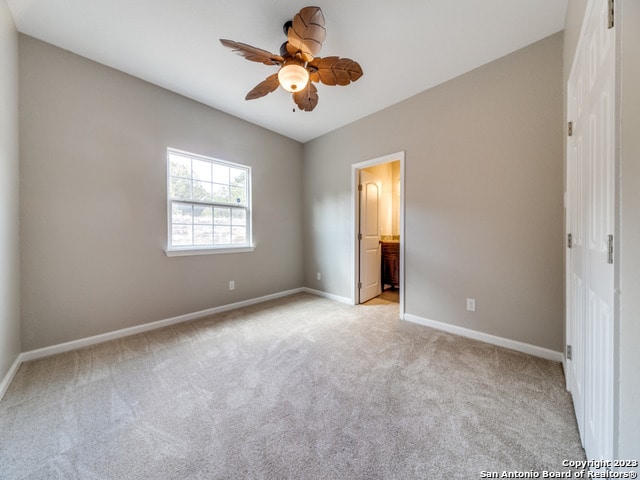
7,0,567,143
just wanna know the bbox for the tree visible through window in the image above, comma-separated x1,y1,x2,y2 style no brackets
167,148,251,250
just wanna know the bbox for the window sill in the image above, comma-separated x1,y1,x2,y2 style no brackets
165,245,256,257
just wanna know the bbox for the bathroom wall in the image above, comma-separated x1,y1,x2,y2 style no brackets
362,161,401,240
391,161,401,237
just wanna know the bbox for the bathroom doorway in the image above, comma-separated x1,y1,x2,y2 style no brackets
352,151,405,317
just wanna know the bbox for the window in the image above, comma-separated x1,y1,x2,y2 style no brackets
166,148,253,255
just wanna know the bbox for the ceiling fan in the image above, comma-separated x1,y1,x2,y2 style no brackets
220,6,363,112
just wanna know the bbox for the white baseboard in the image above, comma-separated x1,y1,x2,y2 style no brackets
403,313,564,362
15,288,304,366
302,287,353,305
0,354,23,401
2,289,563,402
1,288,306,401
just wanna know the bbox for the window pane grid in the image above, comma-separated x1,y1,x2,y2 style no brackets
170,201,249,247
168,149,250,249
169,153,247,205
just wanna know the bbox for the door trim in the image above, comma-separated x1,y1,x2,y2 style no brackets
351,151,405,318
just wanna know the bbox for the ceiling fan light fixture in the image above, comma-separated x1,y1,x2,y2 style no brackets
278,63,309,93
220,6,362,111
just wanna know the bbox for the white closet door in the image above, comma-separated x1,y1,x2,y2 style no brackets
567,49,586,439
566,0,615,462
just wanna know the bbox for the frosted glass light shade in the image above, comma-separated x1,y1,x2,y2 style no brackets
278,64,309,92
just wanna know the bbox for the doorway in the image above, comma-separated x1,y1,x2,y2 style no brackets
352,151,405,318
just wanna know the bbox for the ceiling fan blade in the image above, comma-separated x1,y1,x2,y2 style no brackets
293,82,319,111
245,74,280,100
286,6,326,62
309,71,320,83
220,39,283,65
309,56,363,86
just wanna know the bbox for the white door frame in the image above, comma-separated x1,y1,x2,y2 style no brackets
351,151,405,318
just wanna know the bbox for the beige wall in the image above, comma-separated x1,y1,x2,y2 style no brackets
19,35,304,351
0,0,20,381
564,0,640,461
303,32,564,351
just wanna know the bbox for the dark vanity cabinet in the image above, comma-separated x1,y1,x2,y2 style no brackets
381,242,399,289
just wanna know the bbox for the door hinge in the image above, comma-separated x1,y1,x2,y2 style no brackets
567,345,572,361
608,0,614,29
567,233,573,249
358,184,363,192
357,282,362,289
358,233,363,240
568,121,573,136
607,234,614,264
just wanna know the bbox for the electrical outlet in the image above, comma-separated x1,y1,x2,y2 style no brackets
229,280,235,291
466,298,476,312
317,272,321,281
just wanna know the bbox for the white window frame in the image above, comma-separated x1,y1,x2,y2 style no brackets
165,148,255,257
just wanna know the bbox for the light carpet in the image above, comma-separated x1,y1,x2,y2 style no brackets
0,293,585,479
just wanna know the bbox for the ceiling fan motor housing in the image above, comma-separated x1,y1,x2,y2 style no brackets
279,41,289,58
282,20,293,36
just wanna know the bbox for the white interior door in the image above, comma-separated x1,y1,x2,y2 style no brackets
359,170,381,303
567,53,586,440
583,0,615,459
566,0,615,462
